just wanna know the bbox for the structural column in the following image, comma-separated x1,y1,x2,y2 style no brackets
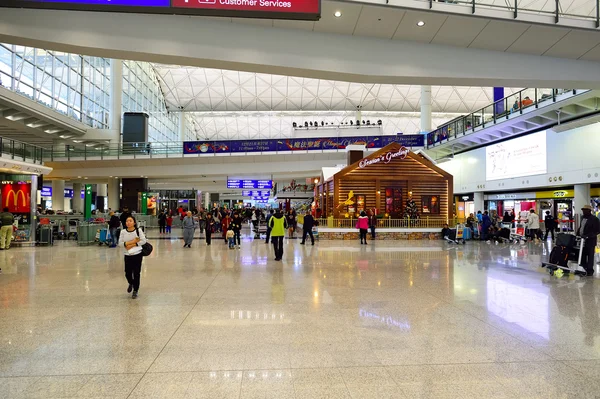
474,192,484,214
110,59,123,140
205,192,210,210
96,183,107,212
179,113,186,142
574,184,590,229
51,180,65,211
72,183,83,214
108,178,120,211
29,175,38,242
420,85,432,134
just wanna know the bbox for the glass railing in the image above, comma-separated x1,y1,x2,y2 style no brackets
0,136,45,164
413,0,599,27
50,141,186,161
426,88,585,148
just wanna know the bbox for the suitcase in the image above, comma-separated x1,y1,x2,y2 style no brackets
549,245,570,267
462,227,472,240
556,233,576,248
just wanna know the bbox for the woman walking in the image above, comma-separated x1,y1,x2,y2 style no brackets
356,211,369,244
205,213,215,246
182,211,195,248
118,215,147,299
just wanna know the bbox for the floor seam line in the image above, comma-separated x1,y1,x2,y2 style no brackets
125,266,224,398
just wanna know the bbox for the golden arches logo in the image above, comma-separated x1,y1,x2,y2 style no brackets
5,189,27,208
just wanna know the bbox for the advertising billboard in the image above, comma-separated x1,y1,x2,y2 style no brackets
1,183,31,213
2,0,320,20
486,131,547,181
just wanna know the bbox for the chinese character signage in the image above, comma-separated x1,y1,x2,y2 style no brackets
227,180,273,189
184,135,424,155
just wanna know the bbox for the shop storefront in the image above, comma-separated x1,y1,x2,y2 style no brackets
484,192,537,221
0,174,38,243
454,194,474,219
316,143,453,221
484,188,575,230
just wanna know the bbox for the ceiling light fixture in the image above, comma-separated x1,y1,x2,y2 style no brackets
334,11,342,17
417,21,425,27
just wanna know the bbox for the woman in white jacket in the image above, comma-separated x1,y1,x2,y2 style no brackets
526,209,541,242
118,215,147,299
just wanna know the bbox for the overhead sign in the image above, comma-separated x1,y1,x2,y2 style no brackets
252,196,270,200
64,189,74,198
4,0,320,20
227,180,273,189
242,190,270,197
183,134,424,155
41,187,52,197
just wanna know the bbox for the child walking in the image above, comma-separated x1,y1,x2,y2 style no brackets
227,229,235,249
166,214,173,234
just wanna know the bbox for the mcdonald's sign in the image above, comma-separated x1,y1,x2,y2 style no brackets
1,183,31,213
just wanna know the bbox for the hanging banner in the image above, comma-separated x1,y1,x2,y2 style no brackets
183,134,424,155
1,182,31,213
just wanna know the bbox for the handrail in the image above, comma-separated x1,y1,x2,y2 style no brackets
0,136,45,164
49,134,425,161
421,0,599,28
426,88,586,149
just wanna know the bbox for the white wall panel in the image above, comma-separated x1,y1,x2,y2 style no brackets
440,123,600,193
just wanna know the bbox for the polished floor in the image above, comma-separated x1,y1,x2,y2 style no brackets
1,232,600,398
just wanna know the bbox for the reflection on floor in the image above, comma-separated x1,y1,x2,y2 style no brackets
1,236,600,398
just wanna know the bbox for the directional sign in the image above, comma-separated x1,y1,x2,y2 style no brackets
227,179,272,189
252,196,270,200
242,190,270,197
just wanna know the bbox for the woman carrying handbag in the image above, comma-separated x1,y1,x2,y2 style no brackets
118,215,148,299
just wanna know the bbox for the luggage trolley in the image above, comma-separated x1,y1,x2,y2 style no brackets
445,224,466,245
510,222,527,244
542,233,587,277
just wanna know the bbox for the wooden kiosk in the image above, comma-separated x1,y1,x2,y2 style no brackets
316,143,453,223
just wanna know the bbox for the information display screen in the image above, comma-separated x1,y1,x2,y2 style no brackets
3,0,320,20
486,131,547,181
242,190,270,197
227,179,273,189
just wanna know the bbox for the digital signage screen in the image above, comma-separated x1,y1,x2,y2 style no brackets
227,179,272,189
486,131,547,181
2,0,321,20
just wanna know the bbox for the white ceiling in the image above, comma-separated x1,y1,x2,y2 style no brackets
187,111,463,140
210,1,600,61
153,65,520,113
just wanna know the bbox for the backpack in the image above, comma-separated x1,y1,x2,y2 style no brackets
549,246,569,267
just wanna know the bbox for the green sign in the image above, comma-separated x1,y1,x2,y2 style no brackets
84,184,93,219
141,192,148,215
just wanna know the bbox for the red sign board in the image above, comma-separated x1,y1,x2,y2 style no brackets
1,183,31,213
2,0,321,20
171,0,320,17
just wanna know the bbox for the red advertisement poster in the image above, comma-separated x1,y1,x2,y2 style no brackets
171,0,320,16
2,183,31,213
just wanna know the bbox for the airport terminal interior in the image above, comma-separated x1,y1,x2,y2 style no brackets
2,0,600,397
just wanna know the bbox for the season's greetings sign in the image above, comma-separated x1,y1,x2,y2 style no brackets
359,147,410,169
